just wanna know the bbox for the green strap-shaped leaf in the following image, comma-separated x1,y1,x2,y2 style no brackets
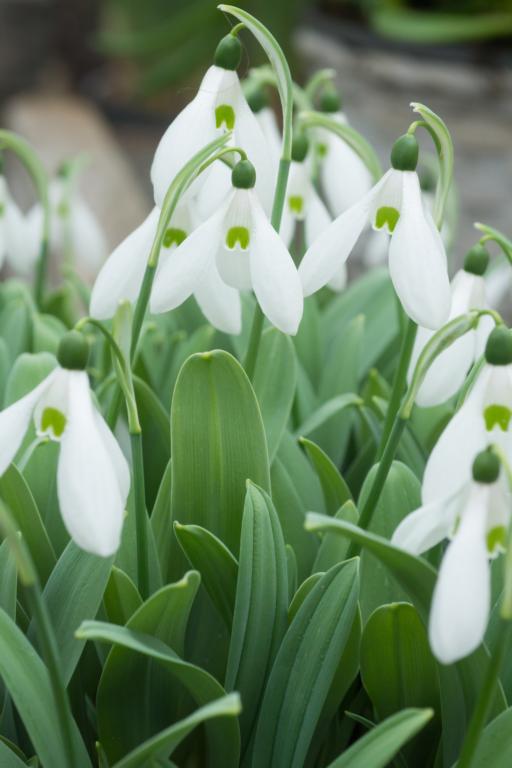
294,393,363,441
78,617,241,768
133,375,170,511
313,502,359,573
0,607,91,768
251,559,359,767
300,437,353,514
0,539,17,619
150,458,173,582
325,708,433,768
104,566,142,626
225,483,288,746
112,694,242,768
174,522,238,628
0,740,30,768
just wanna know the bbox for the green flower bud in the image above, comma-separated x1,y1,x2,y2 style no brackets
291,133,309,163
214,34,242,71
231,159,256,189
319,88,341,113
390,134,419,172
472,449,500,484
57,330,89,371
246,85,268,114
485,326,512,366
464,244,490,276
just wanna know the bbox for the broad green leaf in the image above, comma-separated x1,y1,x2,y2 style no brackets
104,566,142,626
134,375,170,511
360,603,440,764
112,694,242,768
0,338,9,405
32,313,66,354
0,539,16,618
0,740,30,767
463,706,512,767
325,708,433,768
294,393,362,440
0,607,91,768
300,437,352,514
170,350,270,572
161,324,216,407
29,541,113,685
0,292,32,364
288,572,323,623
96,574,201,762
358,460,421,620
175,522,238,628
276,431,325,515
4,351,56,405
293,296,322,388
150,458,173,582
225,483,288,746
253,328,297,461
80,615,241,768
313,502,359,572
252,559,359,767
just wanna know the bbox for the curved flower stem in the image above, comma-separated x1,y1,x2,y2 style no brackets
304,68,336,102
457,619,512,768
376,316,417,461
130,431,149,599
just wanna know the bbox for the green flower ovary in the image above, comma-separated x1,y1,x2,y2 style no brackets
163,228,187,249
288,196,304,216
487,525,507,553
484,404,512,432
226,226,250,250
375,206,400,233
215,104,236,131
41,407,67,438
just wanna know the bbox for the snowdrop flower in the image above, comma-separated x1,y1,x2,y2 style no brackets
90,198,199,320
393,449,509,663
300,133,451,329
280,134,346,293
246,84,282,171
150,159,303,335
313,89,372,217
408,244,493,407
28,176,107,276
0,332,129,556
151,34,274,213
0,174,32,274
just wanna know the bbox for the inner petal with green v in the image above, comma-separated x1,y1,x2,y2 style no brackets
375,206,400,233
288,196,304,216
215,104,236,131
226,226,250,251
484,404,512,432
40,407,67,439
163,228,187,249
487,525,507,554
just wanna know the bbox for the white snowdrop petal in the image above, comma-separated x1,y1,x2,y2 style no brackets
194,262,242,335
391,493,460,555
57,372,125,557
4,199,34,274
92,408,131,502
304,189,332,247
388,172,451,329
70,201,108,273
90,207,159,320
215,189,253,290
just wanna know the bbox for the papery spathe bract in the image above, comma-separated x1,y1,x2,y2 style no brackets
299,137,451,329
0,336,129,557
0,176,33,274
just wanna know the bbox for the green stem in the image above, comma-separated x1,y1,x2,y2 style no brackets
26,582,77,765
244,156,291,379
130,432,149,599
376,317,417,460
457,620,512,768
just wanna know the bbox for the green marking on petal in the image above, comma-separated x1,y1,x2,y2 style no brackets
163,228,187,249
215,104,236,131
57,201,70,218
226,226,250,250
375,206,400,233
288,196,304,216
315,143,328,157
41,407,67,438
484,404,512,432
487,525,507,553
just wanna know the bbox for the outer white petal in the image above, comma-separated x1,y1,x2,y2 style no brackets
150,66,230,207
150,204,225,314
4,199,34,274
0,372,55,475
422,366,491,504
256,107,281,169
70,200,108,273
392,490,462,555
57,372,125,556
92,408,131,501
249,194,303,335
194,262,242,335
388,172,450,329
327,264,348,293
90,207,159,319
429,484,490,664
304,188,331,247
194,161,232,221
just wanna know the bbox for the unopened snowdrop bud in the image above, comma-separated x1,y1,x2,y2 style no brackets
231,159,256,189
57,331,89,371
214,34,242,70
291,134,309,163
319,88,341,113
485,326,512,366
246,85,268,114
390,134,419,172
472,449,500,484
464,243,490,276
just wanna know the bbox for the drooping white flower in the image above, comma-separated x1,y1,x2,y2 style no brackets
0,176,33,274
150,160,303,335
408,246,493,407
28,177,107,276
299,133,451,329
245,83,282,172
0,333,129,556
393,448,509,663
150,34,274,213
